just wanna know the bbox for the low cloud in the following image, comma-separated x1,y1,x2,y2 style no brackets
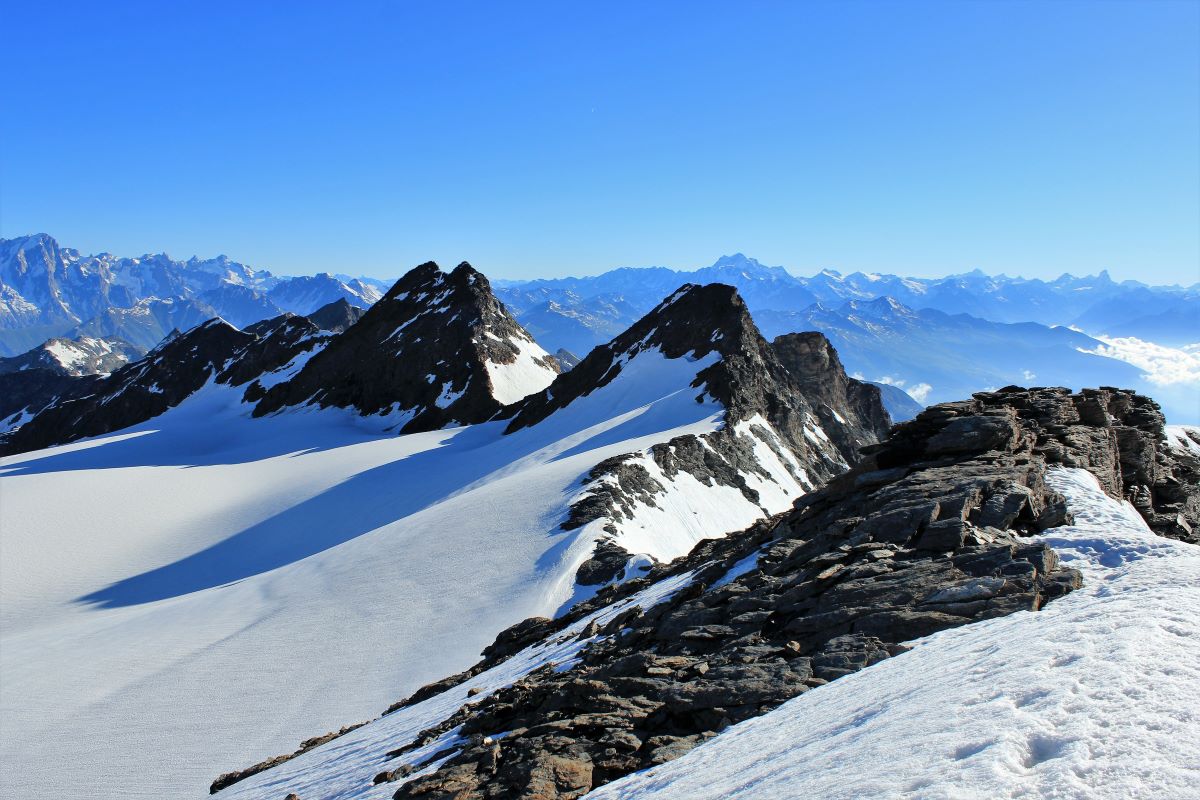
1022,370,1036,382
873,375,933,404
1078,336,1200,386
907,382,933,403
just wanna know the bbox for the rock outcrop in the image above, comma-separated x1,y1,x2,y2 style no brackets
306,297,366,333
508,284,893,587
212,386,1198,800
253,262,560,432
771,331,892,456
0,314,323,455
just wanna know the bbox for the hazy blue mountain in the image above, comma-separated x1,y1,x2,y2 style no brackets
752,298,1196,423
495,255,1197,341
868,381,924,422
67,297,219,351
0,234,383,355
197,285,285,329
266,273,382,316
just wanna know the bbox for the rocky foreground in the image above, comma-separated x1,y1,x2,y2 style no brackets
212,386,1199,799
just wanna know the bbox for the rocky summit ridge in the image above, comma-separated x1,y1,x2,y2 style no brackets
0,313,323,455
253,262,561,433
210,387,1198,800
506,282,892,588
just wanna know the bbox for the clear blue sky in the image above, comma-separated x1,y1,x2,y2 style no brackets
2,1,1197,283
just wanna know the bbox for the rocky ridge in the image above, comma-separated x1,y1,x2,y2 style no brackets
507,284,892,586
0,335,144,431
306,297,366,333
253,262,560,433
0,313,324,455
211,386,1198,800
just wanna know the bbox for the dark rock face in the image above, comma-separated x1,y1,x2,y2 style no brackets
0,315,323,455
0,336,144,428
771,331,893,456
870,386,1198,543
253,262,559,433
509,285,893,587
0,368,100,430
306,298,366,333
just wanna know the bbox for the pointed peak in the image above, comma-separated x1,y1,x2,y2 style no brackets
503,282,761,432
254,260,554,429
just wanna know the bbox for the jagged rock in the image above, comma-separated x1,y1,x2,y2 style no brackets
1,314,324,455
770,331,893,458
525,284,892,588
254,262,559,432
306,297,365,333
576,541,633,586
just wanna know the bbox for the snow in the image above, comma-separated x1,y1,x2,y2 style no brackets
214,569,697,800
251,343,325,391
1165,424,1200,457
483,332,559,405
587,468,1200,800
0,343,746,800
433,380,465,409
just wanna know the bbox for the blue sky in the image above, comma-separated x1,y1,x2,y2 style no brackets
2,1,1197,283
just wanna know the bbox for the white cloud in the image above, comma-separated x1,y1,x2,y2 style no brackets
1077,336,1200,386
907,382,933,403
873,375,932,404
1022,370,1037,382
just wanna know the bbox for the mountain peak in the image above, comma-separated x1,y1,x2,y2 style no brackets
253,261,558,430
502,282,756,431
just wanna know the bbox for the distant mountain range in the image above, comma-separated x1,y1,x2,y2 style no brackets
3,238,1196,421
0,234,382,354
495,252,1198,342
494,254,1198,423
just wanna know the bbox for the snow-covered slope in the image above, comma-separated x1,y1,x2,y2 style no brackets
0,279,887,800
0,381,717,799
588,467,1200,800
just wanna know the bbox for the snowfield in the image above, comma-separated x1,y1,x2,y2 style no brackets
587,467,1200,800
216,570,699,800
0,347,801,800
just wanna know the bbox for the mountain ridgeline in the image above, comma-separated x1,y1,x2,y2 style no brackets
251,262,562,432
0,233,383,356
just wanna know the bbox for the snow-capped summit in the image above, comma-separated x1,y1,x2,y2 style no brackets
252,261,561,431
0,335,142,377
